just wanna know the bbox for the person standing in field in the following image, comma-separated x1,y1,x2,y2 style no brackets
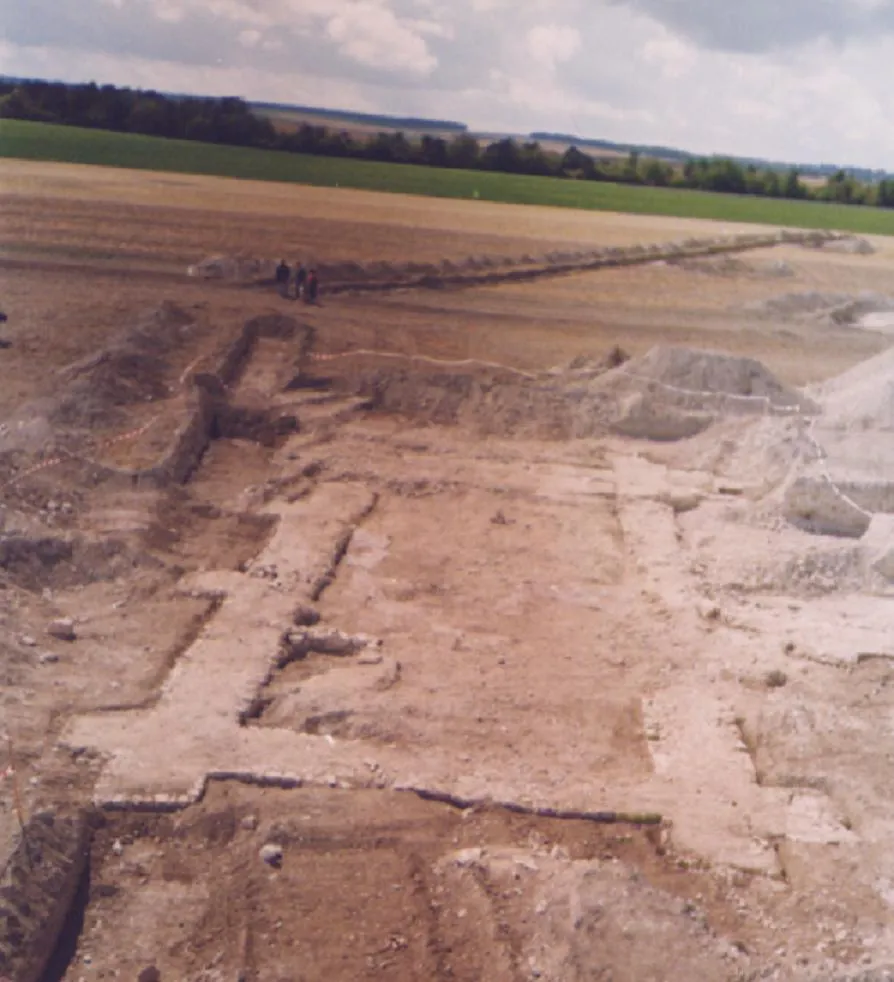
305,268,319,305
294,262,307,301
275,259,290,298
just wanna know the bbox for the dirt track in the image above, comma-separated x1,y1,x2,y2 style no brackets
2,161,894,982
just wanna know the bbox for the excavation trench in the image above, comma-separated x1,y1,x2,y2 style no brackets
23,784,691,982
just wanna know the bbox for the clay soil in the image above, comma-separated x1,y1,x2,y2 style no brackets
2,160,894,982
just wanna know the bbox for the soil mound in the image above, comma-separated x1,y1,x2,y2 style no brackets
672,256,793,278
188,254,277,283
744,291,850,319
358,365,577,438
782,346,894,536
344,348,628,438
0,532,163,591
52,302,198,428
338,345,807,442
745,291,894,330
810,235,876,255
811,344,894,433
604,345,812,411
557,346,631,378
562,346,812,442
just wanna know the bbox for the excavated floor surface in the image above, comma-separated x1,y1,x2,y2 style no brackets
3,164,894,982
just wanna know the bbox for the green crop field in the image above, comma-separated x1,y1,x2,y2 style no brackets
2,119,894,235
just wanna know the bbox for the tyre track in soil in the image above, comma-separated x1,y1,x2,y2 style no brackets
0,228,841,297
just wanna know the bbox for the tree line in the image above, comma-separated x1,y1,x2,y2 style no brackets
3,78,893,209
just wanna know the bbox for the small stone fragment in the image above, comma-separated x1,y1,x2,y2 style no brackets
20,634,37,647
260,842,284,867
452,847,483,868
696,602,721,622
138,966,161,982
292,603,321,627
281,627,377,662
39,651,60,665
241,814,259,831
357,651,384,666
47,617,76,642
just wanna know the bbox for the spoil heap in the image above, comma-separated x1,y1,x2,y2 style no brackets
344,344,809,442
744,291,894,333
784,345,894,540
582,346,814,441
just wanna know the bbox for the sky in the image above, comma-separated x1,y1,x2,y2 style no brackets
1,0,894,168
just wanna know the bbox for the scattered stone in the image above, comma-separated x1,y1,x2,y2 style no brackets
515,856,540,873
820,236,876,255
452,847,483,868
697,601,722,622
47,617,76,641
662,491,702,514
765,670,788,689
137,966,161,982
292,603,321,627
259,843,284,867
112,839,124,856
357,651,384,666
20,634,37,647
280,626,380,663
241,814,259,831
38,651,60,665
251,563,279,581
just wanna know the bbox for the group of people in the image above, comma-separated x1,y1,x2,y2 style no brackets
275,260,319,304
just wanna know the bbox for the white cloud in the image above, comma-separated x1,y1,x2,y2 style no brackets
641,32,697,79
326,1,438,75
1,0,894,167
198,0,272,26
488,67,654,126
154,2,185,23
238,28,261,47
526,23,580,72
406,17,455,40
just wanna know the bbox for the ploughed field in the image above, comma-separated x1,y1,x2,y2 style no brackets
2,160,894,982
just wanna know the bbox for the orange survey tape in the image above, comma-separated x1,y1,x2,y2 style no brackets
1,416,160,492
308,349,538,379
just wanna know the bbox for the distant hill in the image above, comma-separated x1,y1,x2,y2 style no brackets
251,102,468,133
529,132,892,182
531,133,691,163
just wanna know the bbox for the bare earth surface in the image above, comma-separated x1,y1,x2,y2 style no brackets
2,160,894,982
